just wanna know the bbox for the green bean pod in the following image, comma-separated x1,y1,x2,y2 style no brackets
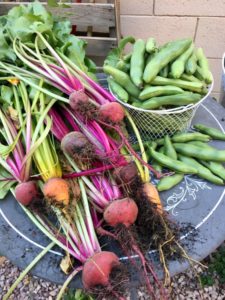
137,92,201,110
130,39,146,88
196,48,213,84
171,43,194,79
172,132,211,143
194,123,225,141
151,146,165,172
145,54,152,65
154,132,210,146
139,85,183,100
103,65,140,97
199,160,225,181
116,60,130,73
173,143,225,162
164,135,177,160
194,66,206,82
146,37,157,53
178,154,223,185
187,140,213,148
152,162,163,173
151,76,205,93
132,140,156,152
185,52,197,75
180,73,201,83
143,38,192,83
187,141,225,181
123,53,132,62
149,147,198,174
107,78,129,102
159,65,169,77
157,174,184,191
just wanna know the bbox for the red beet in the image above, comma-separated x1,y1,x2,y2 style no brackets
69,90,89,111
15,181,38,206
98,102,125,124
103,198,138,228
82,251,120,289
61,131,94,161
113,162,138,185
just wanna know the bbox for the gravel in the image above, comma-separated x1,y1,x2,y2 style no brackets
1,256,225,299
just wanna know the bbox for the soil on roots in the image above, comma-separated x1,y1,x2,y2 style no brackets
76,101,98,120
130,177,198,260
113,224,168,299
28,196,49,214
88,264,129,300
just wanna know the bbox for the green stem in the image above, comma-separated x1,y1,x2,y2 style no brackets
3,242,55,300
76,202,94,254
125,111,150,182
0,61,68,103
20,205,77,257
65,155,101,252
56,266,83,300
13,86,24,138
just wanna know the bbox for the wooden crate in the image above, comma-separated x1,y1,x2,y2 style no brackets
0,0,121,65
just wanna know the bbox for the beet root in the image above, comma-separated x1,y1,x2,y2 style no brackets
69,90,89,110
61,131,95,162
15,181,38,206
142,182,163,214
43,178,70,206
82,251,120,289
98,102,125,124
103,198,138,228
69,90,98,119
113,162,138,185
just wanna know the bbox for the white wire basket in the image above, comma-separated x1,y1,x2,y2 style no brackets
219,53,225,105
110,79,214,141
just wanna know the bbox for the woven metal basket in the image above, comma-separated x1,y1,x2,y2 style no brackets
110,80,214,141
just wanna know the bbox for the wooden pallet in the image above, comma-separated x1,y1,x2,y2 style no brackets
0,0,121,65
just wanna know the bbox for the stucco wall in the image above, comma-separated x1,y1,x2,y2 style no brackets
120,0,225,100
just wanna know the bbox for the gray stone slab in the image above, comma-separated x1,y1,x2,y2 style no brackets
1,78,225,288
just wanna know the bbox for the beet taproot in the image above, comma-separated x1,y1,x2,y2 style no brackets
15,181,38,206
103,198,138,228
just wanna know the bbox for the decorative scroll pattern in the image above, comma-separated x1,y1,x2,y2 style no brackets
164,176,211,216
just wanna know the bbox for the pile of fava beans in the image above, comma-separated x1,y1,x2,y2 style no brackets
104,37,213,110
133,124,225,191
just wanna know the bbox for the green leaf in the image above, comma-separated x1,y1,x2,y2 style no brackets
104,48,121,68
52,19,71,43
0,167,15,200
104,36,135,68
0,28,16,62
60,3,71,8
63,288,94,300
47,0,59,8
6,2,53,43
1,85,13,104
84,57,96,74
62,35,87,71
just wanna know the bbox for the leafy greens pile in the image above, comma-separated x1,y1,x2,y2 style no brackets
0,1,96,75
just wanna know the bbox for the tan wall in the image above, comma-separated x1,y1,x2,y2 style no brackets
120,0,225,100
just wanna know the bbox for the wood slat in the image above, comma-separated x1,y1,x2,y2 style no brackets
0,2,115,27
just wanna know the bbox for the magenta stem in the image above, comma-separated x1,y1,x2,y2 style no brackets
0,177,16,182
110,177,122,199
49,108,70,139
59,107,80,132
5,116,24,170
87,189,107,208
62,161,128,179
91,121,111,152
6,158,20,180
